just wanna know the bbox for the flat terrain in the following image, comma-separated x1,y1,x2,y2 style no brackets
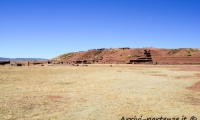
0,65,200,120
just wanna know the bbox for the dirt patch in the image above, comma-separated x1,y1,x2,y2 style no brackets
179,66,200,71
174,75,192,79
56,82,74,85
194,73,200,78
169,66,200,71
46,95,63,101
188,81,200,92
186,96,200,105
182,93,200,106
151,74,167,76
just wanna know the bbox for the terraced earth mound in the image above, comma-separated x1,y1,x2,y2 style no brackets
52,48,200,65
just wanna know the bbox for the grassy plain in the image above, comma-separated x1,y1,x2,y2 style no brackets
0,64,200,120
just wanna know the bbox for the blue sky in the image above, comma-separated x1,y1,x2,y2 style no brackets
0,0,200,59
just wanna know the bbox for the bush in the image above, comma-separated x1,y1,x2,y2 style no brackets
126,54,132,59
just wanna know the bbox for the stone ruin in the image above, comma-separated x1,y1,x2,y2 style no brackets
0,61,10,65
128,49,153,64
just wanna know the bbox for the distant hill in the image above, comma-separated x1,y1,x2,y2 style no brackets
0,57,49,61
51,48,200,64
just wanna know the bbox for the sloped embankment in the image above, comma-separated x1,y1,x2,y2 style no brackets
52,48,200,64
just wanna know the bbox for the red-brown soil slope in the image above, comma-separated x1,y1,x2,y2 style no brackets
52,48,200,64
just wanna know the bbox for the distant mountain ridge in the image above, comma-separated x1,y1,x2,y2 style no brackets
0,57,49,61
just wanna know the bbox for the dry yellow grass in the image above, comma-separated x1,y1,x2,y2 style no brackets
0,65,200,120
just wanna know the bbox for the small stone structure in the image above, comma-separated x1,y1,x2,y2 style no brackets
0,61,10,65
129,49,153,64
119,47,130,50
